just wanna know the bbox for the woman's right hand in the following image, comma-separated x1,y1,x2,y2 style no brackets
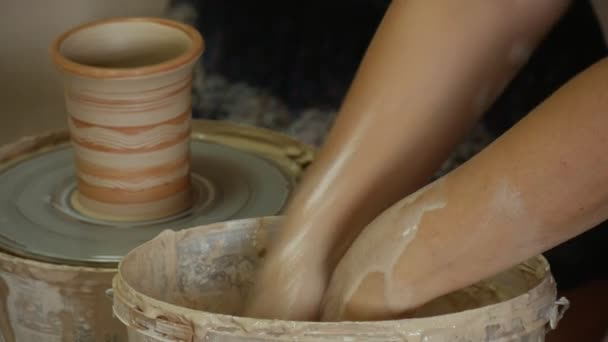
243,231,330,320
242,203,334,320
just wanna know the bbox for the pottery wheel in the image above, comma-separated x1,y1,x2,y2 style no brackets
0,140,292,266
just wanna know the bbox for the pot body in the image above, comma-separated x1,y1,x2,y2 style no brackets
51,17,205,221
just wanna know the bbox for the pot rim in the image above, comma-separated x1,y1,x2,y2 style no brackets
49,17,204,79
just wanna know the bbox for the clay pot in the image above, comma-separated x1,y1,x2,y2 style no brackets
50,17,204,222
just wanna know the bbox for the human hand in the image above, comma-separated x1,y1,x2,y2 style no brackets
320,180,446,321
243,226,329,320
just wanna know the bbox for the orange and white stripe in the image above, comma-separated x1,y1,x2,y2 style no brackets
65,74,194,221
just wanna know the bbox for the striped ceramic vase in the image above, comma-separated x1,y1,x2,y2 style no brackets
51,17,204,222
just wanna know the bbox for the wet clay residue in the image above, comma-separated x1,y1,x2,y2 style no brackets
125,225,261,316
322,180,447,321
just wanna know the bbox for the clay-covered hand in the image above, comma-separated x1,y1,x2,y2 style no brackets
243,217,329,320
243,0,569,321
321,57,608,321
321,181,445,321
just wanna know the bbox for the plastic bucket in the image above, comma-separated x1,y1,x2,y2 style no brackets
112,216,569,341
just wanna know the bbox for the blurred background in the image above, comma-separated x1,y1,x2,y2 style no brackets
0,0,170,145
0,1,606,340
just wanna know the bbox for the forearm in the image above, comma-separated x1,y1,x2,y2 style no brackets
323,57,608,321
406,57,608,307
284,0,570,262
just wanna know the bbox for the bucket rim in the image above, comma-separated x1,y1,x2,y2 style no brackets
113,216,559,339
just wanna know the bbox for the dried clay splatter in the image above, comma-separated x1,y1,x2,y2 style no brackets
322,179,447,320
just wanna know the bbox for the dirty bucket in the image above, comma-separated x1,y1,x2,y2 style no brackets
0,252,120,341
0,120,313,341
112,216,569,341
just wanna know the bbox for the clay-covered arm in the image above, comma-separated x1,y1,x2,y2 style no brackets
244,0,570,320
322,57,608,321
